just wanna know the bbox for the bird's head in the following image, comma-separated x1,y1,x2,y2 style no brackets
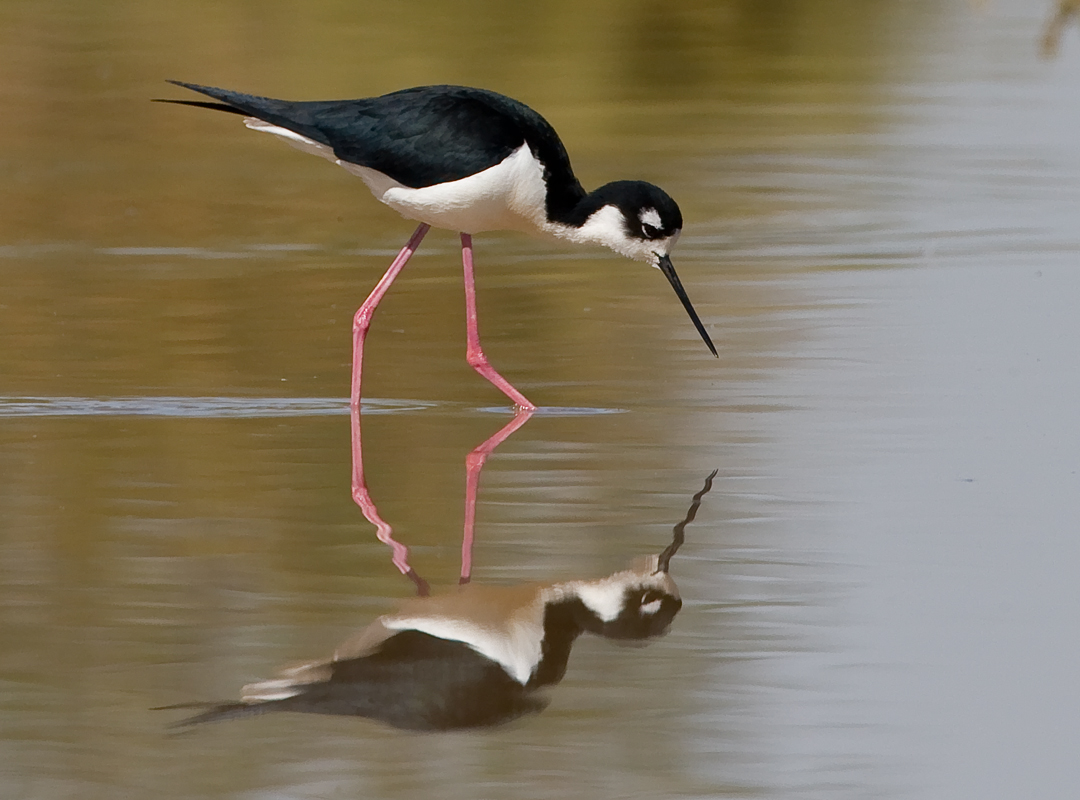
579,180,684,264
574,181,716,356
569,560,683,641
569,467,717,640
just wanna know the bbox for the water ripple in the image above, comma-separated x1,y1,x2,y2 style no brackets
3,396,376,418
0,397,625,419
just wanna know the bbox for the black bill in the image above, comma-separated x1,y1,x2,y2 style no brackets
658,254,717,357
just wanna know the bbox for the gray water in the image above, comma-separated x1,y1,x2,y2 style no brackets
2,1,1079,797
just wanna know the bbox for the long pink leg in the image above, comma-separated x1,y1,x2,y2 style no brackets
351,399,429,596
459,408,534,584
351,223,431,410
349,223,432,595
461,233,537,411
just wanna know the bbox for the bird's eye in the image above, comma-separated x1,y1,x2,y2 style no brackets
641,223,661,239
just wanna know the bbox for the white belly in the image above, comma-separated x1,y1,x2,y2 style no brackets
244,119,549,235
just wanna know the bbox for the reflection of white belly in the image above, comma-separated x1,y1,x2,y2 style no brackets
244,119,548,235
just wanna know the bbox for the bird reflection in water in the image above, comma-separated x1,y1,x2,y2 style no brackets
161,468,716,732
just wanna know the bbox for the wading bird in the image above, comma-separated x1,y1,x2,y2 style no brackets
160,83,717,410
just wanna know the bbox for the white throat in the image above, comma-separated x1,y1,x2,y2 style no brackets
542,207,679,265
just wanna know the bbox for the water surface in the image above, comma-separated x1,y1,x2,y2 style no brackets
2,1,1079,798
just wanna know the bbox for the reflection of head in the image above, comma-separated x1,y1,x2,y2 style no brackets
571,468,716,642
557,556,682,642
163,471,717,732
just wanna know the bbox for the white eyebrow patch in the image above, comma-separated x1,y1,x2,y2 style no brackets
640,599,663,615
639,208,662,229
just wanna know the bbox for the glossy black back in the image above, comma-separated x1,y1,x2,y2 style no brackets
168,82,587,220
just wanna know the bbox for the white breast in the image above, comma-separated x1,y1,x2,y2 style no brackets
340,144,549,235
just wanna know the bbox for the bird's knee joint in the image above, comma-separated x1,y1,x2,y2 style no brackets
466,351,489,370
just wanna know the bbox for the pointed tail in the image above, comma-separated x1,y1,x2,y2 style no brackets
153,700,278,729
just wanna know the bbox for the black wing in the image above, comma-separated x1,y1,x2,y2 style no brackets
165,82,534,188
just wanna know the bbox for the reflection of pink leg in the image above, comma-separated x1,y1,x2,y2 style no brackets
350,224,431,595
460,408,534,584
352,223,431,410
351,403,429,595
461,233,537,411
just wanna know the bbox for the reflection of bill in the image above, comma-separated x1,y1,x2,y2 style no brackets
1042,0,1080,57
160,471,716,731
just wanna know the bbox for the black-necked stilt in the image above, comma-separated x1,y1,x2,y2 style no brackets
159,82,717,410
159,471,716,731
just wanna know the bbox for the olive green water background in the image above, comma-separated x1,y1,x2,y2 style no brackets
2,1,1080,798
